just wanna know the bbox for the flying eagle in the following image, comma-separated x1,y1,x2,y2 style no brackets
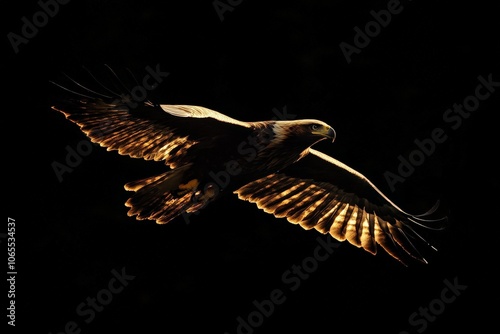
51,67,447,265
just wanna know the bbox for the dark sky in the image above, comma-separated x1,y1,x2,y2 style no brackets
5,0,498,333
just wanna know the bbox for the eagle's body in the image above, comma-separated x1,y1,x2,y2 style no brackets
128,117,334,221
51,68,447,265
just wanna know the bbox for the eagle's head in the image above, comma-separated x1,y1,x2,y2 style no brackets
272,119,336,148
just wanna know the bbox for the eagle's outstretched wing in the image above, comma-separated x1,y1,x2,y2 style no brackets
51,70,251,169
235,148,447,265
52,67,447,264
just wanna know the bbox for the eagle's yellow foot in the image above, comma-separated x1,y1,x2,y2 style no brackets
176,179,200,196
179,179,199,190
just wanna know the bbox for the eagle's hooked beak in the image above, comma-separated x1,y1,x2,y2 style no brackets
318,126,336,142
312,125,336,142
327,126,336,142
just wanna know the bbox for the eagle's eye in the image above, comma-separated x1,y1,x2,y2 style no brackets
310,124,320,131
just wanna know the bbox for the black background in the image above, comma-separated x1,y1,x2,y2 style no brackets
5,0,498,333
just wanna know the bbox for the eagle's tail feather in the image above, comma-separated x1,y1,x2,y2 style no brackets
124,164,196,224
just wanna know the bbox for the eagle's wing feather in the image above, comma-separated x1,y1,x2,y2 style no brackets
51,78,250,168
159,104,250,127
235,148,447,265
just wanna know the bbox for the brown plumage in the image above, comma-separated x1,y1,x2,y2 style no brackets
51,68,447,265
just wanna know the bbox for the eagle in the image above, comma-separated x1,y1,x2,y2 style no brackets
51,67,447,265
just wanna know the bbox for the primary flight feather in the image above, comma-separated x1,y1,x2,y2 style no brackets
51,67,447,265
